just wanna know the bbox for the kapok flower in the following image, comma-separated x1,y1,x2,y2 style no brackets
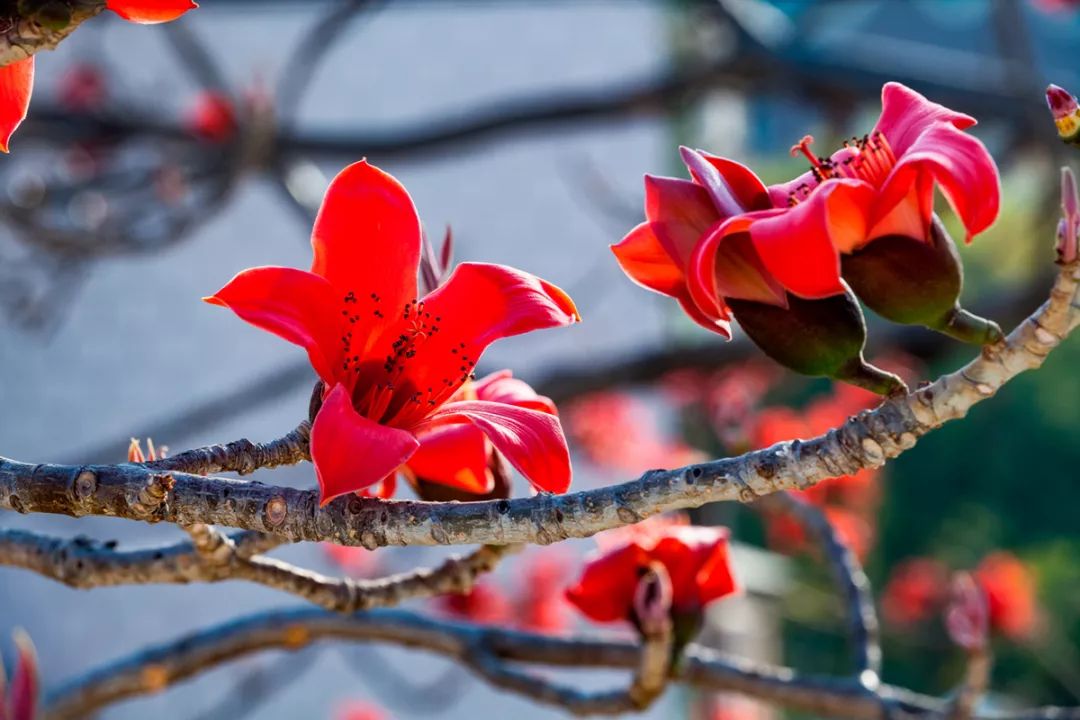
405,370,560,501
334,700,387,720
565,515,737,647
1047,84,1080,145
974,552,1039,640
0,630,38,720
612,146,903,394
756,83,1002,345
881,557,949,627
0,1,197,152
186,92,238,144
207,161,579,504
436,582,513,625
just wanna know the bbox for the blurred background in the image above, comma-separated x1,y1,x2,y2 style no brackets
1,0,1079,717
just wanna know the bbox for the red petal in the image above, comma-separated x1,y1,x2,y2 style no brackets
310,384,419,505
0,57,34,153
204,267,344,386
650,525,737,611
565,542,646,623
873,82,976,156
693,150,773,211
676,292,732,338
394,262,579,415
421,399,572,494
680,147,771,214
472,370,557,415
310,160,422,343
749,180,874,296
106,0,197,23
407,424,492,494
611,222,685,297
644,175,716,268
9,631,37,720
877,123,1000,242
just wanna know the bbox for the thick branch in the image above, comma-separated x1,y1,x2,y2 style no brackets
40,607,1080,720
0,2,105,66
2,261,1077,547
0,527,514,613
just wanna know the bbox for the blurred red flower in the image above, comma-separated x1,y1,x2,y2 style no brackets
882,557,949,627
186,92,238,144
334,699,388,720
974,552,1039,640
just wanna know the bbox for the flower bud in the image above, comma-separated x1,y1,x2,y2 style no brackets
946,573,989,653
841,217,1003,346
127,438,145,463
632,562,674,638
727,286,907,395
1047,84,1080,145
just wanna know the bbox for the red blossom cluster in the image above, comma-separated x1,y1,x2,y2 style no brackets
436,550,574,634
563,390,703,476
882,552,1040,641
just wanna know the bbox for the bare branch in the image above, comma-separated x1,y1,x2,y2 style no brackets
144,422,311,476
39,607,1080,720
0,526,515,613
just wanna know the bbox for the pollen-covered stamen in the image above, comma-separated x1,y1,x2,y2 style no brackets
788,131,897,206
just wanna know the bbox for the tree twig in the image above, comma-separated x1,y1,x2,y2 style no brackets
39,606,1080,720
143,421,311,476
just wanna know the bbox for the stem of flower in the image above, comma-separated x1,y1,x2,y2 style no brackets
833,357,908,396
934,307,1005,346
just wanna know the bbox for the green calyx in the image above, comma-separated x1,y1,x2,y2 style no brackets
728,286,907,396
841,218,1003,346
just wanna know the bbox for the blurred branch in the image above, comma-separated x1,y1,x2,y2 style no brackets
3,253,1078,547
772,493,880,682
0,525,515,613
39,606,1080,720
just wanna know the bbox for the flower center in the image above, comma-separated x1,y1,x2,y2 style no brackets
786,132,896,206
339,292,477,427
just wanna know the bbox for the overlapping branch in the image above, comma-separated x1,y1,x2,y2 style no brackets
39,606,1080,720
0,1,105,66
1,257,1076,548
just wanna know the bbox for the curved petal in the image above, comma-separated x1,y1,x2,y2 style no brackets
565,542,646,623
407,424,492,494
472,370,557,415
106,0,197,23
876,123,1000,242
0,57,34,153
651,525,737,610
389,262,579,417
873,82,975,156
644,174,716,268
310,384,420,505
421,399,572,494
749,180,874,296
204,266,344,385
310,160,422,343
686,214,761,320
611,222,685,297
680,147,771,214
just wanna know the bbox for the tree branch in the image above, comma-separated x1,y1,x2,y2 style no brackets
2,257,1076,548
0,526,515,613
144,422,310,476
0,1,106,66
39,607,1080,720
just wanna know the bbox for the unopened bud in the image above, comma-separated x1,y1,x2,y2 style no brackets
1047,84,1080,144
1058,167,1079,264
946,573,989,653
127,438,145,463
632,562,673,638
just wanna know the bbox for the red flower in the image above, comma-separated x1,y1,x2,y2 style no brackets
0,1,196,152
0,631,38,720
436,582,513,625
974,552,1039,640
322,543,378,578
881,557,949,627
565,515,737,625
206,161,579,504
334,700,387,720
186,92,237,144
405,370,558,496
516,550,573,633
56,64,107,113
